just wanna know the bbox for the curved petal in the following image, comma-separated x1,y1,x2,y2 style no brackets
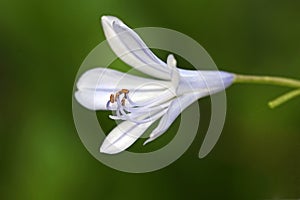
77,68,171,91
75,90,116,110
144,92,207,144
101,16,171,80
167,54,180,92
100,109,167,154
75,87,173,111
144,70,234,144
100,121,151,154
75,68,172,110
177,70,235,95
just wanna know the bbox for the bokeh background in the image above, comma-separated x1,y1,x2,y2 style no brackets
1,0,300,199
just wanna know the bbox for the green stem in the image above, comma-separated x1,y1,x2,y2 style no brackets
234,74,300,88
233,74,300,108
268,89,300,109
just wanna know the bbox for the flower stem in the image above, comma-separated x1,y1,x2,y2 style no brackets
233,74,300,108
234,74,300,88
268,89,300,109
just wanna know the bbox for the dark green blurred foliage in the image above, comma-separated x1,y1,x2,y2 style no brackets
1,0,300,199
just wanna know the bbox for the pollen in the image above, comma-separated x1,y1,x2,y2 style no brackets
107,89,130,109
109,94,115,103
121,89,129,94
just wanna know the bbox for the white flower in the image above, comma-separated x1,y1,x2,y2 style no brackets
75,16,235,154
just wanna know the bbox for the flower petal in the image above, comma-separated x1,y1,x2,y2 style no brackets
177,70,235,95
101,16,171,80
75,68,172,110
75,87,173,111
144,92,206,144
75,90,115,110
77,68,171,91
100,109,167,154
167,54,180,92
144,71,234,144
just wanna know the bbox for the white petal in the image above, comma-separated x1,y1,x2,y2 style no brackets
167,54,177,69
75,87,174,111
167,54,180,92
100,110,167,154
144,92,207,144
77,68,171,91
101,16,171,80
100,121,150,154
75,90,115,110
144,71,234,143
177,70,235,95
75,68,172,110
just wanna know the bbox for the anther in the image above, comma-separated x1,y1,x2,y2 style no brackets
110,94,115,103
107,89,130,109
121,89,129,94
115,92,120,102
121,98,126,106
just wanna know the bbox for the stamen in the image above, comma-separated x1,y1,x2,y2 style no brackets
106,100,111,109
106,88,172,124
116,107,124,118
121,98,126,106
110,94,115,103
106,93,115,109
121,89,129,94
115,92,120,102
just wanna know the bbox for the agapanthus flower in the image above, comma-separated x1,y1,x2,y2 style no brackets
75,16,235,154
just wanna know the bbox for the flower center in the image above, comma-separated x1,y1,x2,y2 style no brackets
106,88,144,123
107,88,129,108
106,88,170,124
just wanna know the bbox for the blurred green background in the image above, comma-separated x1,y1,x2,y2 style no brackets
1,0,300,199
